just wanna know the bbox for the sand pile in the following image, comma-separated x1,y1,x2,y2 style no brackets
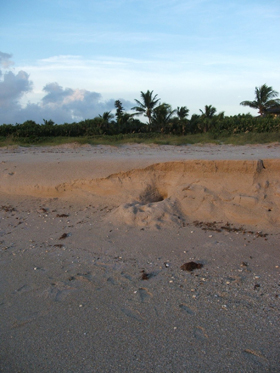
103,159,280,231
1,155,279,231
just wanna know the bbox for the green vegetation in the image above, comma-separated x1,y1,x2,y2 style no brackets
240,84,280,116
131,90,160,124
1,86,280,147
1,131,280,148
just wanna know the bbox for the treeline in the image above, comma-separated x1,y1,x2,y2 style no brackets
1,91,280,139
1,113,279,139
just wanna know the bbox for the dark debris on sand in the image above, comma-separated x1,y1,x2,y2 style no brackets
193,221,268,237
141,270,153,280
180,261,203,272
59,233,69,240
1,205,16,212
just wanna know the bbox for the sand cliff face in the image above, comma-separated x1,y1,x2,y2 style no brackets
1,157,279,232
100,159,280,231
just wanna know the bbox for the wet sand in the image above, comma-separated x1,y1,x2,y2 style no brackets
0,143,280,372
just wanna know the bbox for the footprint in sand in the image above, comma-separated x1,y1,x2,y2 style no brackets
41,282,76,302
107,276,120,285
120,272,133,282
179,303,196,315
121,308,143,322
194,326,209,341
138,287,153,302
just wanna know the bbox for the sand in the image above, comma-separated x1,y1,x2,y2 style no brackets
0,143,280,372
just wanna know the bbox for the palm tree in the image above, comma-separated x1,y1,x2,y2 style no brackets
176,106,189,120
99,111,114,122
151,103,176,132
199,105,217,118
98,111,114,132
240,84,280,116
198,105,224,133
131,90,160,124
114,100,125,122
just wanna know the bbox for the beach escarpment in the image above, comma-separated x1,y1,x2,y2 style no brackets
1,159,279,232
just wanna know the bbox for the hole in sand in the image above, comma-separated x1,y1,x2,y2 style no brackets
139,186,168,204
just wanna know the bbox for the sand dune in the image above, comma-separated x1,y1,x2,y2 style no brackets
1,149,279,231
102,159,279,231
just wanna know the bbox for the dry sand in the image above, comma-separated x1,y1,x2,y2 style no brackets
0,143,280,372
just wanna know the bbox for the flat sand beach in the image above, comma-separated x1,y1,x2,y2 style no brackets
1,143,280,372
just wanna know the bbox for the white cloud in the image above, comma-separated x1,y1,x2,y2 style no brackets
0,69,32,107
0,52,14,68
0,55,134,124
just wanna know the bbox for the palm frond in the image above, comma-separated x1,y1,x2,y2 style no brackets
240,100,259,109
132,99,146,109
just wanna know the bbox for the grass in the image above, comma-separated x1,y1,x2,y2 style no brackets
219,132,280,145
0,132,280,147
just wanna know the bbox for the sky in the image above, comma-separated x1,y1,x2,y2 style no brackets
1,0,280,124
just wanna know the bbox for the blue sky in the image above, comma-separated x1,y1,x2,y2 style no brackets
1,0,280,124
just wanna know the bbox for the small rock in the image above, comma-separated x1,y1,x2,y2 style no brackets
141,270,152,280
180,261,203,271
59,233,68,240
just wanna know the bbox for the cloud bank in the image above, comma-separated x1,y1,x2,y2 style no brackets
0,52,132,124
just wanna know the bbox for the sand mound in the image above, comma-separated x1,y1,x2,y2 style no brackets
100,159,280,231
110,199,183,230
1,158,279,231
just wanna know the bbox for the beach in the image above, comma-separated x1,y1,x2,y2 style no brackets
1,143,280,372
